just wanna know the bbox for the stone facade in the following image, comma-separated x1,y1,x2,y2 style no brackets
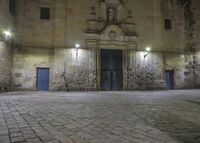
0,42,11,92
0,0,13,92
1,0,200,91
12,47,53,90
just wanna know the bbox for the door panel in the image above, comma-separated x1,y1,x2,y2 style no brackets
37,68,50,91
101,49,123,91
101,71,111,91
113,71,123,91
165,70,174,89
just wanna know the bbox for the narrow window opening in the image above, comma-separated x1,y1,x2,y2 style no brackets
164,18,172,30
40,7,50,20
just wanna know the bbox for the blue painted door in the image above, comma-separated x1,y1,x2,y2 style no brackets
165,70,174,89
37,68,50,91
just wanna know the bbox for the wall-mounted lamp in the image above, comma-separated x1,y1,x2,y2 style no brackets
3,30,12,40
74,44,80,57
75,44,80,52
144,47,151,58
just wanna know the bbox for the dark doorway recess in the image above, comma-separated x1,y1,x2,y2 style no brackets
37,68,50,91
165,70,174,89
101,49,123,91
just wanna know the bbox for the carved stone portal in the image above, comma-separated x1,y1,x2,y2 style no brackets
86,0,137,50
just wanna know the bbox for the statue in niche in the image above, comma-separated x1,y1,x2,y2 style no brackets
107,7,116,23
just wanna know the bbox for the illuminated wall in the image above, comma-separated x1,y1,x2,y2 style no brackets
6,0,200,90
0,0,13,92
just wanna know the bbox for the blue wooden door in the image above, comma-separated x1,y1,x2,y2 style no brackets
37,68,50,91
165,70,174,89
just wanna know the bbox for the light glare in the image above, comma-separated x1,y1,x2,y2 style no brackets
146,47,151,52
3,30,12,39
75,44,80,48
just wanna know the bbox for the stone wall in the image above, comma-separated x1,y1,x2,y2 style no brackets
193,1,200,52
194,52,200,88
126,51,200,90
51,48,97,91
11,47,97,91
164,53,194,89
0,42,11,92
14,0,187,52
127,51,166,90
0,0,13,92
0,0,14,31
7,0,200,91
11,47,200,91
12,47,52,90
14,0,55,48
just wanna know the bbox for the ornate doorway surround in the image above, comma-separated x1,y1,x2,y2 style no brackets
85,0,138,90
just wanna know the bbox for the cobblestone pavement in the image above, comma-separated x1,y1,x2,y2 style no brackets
0,90,200,143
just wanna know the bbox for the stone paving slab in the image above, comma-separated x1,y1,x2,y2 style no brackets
0,90,200,143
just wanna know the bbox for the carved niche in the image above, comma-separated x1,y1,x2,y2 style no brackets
100,0,123,23
85,0,137,49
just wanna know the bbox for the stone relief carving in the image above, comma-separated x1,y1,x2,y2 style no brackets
101,0,122,22
109,30,117,40
101,25,124,41
85,0,137,49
